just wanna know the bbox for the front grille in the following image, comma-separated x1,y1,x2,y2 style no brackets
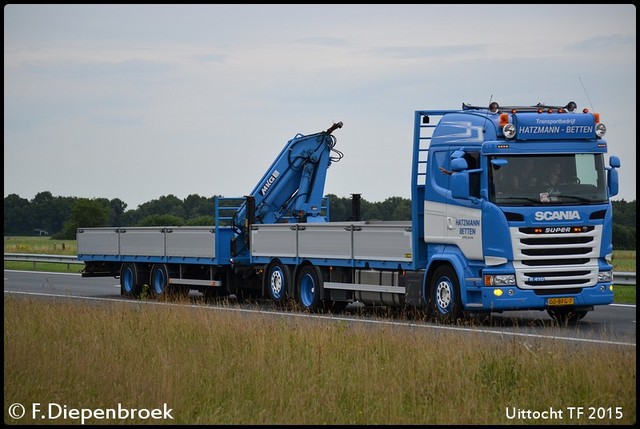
522,258,590,267
510,225,602,290
522,247,592,256
520,236,592,245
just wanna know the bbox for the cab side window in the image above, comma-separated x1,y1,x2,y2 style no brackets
432,149,480,199
465,151,480,198
432,150,449,191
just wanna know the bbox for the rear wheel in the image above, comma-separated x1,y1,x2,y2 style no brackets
120,262,143,297
296,265,323,312
150,264,169,298
429,265,463,323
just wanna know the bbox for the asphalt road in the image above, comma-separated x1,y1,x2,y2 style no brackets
4,270,636,347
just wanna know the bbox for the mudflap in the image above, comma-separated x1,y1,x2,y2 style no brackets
403,270,426,307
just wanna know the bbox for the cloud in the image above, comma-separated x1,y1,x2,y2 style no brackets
3,4,636,207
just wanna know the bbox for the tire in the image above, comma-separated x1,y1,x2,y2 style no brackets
120,262,143,297
150,264,169,298
265,260,292,305
547,308,588,325
296,265,323,312
428,265,463,323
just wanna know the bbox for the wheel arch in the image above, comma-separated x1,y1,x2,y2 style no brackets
424,252,469,307
292,259,317,285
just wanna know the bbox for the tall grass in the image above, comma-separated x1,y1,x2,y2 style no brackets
4,296,636,425
611,249,636,272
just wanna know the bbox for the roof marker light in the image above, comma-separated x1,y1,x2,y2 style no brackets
499,113,509,127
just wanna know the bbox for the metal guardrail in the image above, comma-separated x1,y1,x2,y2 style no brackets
4,253,84,267
612,271,637,286
3,253,636,285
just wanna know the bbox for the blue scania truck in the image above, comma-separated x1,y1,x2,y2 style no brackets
77,101,621,323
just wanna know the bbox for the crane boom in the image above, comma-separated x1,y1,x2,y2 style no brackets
231,122,343,254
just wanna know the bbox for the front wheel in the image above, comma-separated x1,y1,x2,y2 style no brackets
428,265,463,323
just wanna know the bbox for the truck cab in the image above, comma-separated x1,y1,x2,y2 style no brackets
417,102,621,323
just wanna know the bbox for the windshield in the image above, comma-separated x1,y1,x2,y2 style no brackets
489,154,608,206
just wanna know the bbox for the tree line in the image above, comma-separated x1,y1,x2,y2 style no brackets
3,191,637,250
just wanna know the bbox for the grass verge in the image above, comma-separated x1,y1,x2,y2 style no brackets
4,296,636,425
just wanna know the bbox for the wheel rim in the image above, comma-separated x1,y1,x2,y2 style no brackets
270,267,284,299
299,273,316,307
123,267,134,293
153,267,166,295
435,277,453,313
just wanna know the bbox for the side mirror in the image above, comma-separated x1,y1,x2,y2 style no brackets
450,157,469,172
607,155,620,197
451,172,470,199
491,158,508,168
609,156,621,168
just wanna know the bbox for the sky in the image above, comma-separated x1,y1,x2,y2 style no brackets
4,4,636,210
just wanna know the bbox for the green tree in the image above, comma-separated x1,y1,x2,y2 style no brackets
379,196,411,220
362,199,382,221
30,191,56,234
612,200,636,228
4,194,32,235
55,199,109,239
392,199,411,220
136,195,185,221
326,193,351,221
109,198,128,226
186,215,215,226
183,194,214,219
612,200,636,249
137,214,185,227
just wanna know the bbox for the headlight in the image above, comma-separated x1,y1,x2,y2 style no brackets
595,122,606,138
484,274,516,286
502,123,516,139
598,271,612,282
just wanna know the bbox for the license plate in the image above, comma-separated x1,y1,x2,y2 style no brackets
547,297,575,306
